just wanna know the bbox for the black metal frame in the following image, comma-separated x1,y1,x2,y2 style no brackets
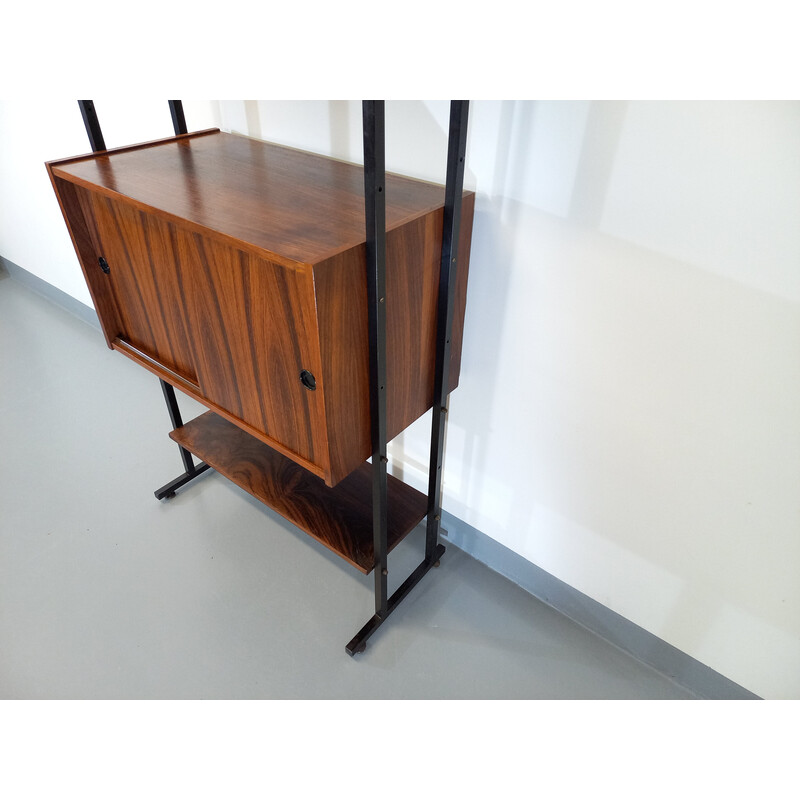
152,380,212,500
344,100,469,655
426,101,470,560
363,101,389,618
76,99,470,655
168,100,188,136
77,101,106,153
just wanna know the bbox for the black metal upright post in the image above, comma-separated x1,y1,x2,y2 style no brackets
362,100,389,620
425,101,469,560
168,100,188,136
158,91,196,485
153,375,211,499
75,100,210,500
345,100,468,656
162,99,194,475
160,379,196,476
78,101,107,152
153,99,212,499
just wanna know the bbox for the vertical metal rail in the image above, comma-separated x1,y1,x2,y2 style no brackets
160,379,195,475
362,100,389,619
154,377,211,499
346,100,468,656
168,100,188,136
154,98,212,498
425,100,470,560
165,100,192,470
78,101,107,152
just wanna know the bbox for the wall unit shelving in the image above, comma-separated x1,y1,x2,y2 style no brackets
47,100,473,654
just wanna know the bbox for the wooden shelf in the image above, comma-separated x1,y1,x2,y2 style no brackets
171,411,428,573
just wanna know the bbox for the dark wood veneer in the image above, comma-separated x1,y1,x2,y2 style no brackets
47,129,474,487
48,131,454,268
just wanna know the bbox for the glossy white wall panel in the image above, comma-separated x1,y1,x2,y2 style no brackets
600,101,800,302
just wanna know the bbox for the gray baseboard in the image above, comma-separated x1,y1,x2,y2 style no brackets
441,510,760,699
0,256,100,330
3,257,760,700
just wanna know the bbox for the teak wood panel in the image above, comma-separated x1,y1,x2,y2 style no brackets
47,176,124,349
87,190,328,470
48,131,452,268
314,192,475,483
171,412,428,573
171,229,326,467
46,131,475,487
84,189,200,384
53,182,329,473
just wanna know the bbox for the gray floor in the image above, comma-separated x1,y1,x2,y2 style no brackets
0,272,696,699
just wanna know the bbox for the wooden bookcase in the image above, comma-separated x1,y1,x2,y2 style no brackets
46,101,473,652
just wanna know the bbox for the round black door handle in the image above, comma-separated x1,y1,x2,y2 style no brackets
299,370,316,391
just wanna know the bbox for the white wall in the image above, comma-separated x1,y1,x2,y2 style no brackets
1,99,798,698
0,100,220,304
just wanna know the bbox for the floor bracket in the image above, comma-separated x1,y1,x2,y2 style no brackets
154,462,212,500
345,543,446,656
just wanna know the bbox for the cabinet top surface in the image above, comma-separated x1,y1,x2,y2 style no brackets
49,130,459,266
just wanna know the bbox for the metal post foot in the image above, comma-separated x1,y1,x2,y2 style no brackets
345,543,445,656
155,462,212,500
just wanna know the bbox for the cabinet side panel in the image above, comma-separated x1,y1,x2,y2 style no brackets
314,211,447,486
313,247,371,485
315,193,475,486
85,190,200,383
448,190,476,392
387,194,474,438
47,175,122,347
386,209,442,439
173,230,327,470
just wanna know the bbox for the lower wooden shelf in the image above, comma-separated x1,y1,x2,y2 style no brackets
170,412,428,574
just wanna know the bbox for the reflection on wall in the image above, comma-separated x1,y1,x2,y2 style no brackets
2,98,798,698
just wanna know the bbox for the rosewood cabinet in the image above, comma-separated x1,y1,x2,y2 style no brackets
46,123,474,580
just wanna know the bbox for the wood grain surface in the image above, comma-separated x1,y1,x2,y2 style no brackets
49,131,454,268
171,411,428,573
170,228,326,466
48,130,475,486
85,188,200,383
314,191,475,484
45,175,123,349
